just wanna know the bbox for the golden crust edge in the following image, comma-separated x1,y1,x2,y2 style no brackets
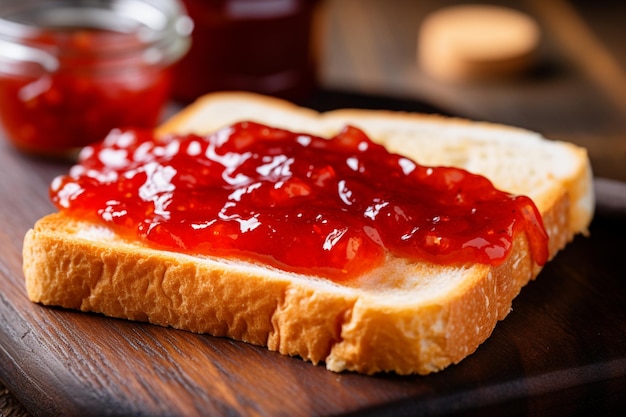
23,187,571,375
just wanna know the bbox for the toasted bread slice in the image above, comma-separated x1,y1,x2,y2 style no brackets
23,92,594,375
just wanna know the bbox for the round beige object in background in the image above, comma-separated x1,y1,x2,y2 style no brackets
418,5,541,83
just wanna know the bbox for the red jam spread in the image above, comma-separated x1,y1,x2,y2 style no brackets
50,122,549,280
0,29,172,156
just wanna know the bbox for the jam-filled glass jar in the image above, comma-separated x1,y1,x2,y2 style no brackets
0,0,192,157
174,0,319,102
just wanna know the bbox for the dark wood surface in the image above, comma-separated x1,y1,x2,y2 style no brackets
2,0,626,416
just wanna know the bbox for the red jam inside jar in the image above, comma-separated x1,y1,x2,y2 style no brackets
0,0,191,157
50,122,549,280
173,0,318,102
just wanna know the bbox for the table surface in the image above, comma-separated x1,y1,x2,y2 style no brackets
2,0,626,416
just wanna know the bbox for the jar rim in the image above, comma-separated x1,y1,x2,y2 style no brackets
0,0,192,71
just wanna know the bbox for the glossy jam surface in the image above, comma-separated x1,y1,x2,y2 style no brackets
50,122,549,280
0,29,172,156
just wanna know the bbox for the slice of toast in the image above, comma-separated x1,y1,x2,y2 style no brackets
23,92,594,375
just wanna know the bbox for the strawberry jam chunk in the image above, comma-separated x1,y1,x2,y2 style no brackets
50,122,549,280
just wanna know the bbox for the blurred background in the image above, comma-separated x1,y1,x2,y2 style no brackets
1,0,625,415
1,0,624,180
312,0,626,182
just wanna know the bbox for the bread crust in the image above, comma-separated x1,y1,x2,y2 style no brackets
23,92,592,374
23,194,569,375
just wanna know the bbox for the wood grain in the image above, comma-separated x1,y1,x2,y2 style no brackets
0,383,30,417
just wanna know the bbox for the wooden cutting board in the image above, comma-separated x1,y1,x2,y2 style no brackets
1,97,625,416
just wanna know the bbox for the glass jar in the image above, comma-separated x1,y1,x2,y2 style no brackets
174,0,319,103
0,0,192,157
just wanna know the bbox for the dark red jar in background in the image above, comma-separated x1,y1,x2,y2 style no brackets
174,0,319,102
0,0,192,157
